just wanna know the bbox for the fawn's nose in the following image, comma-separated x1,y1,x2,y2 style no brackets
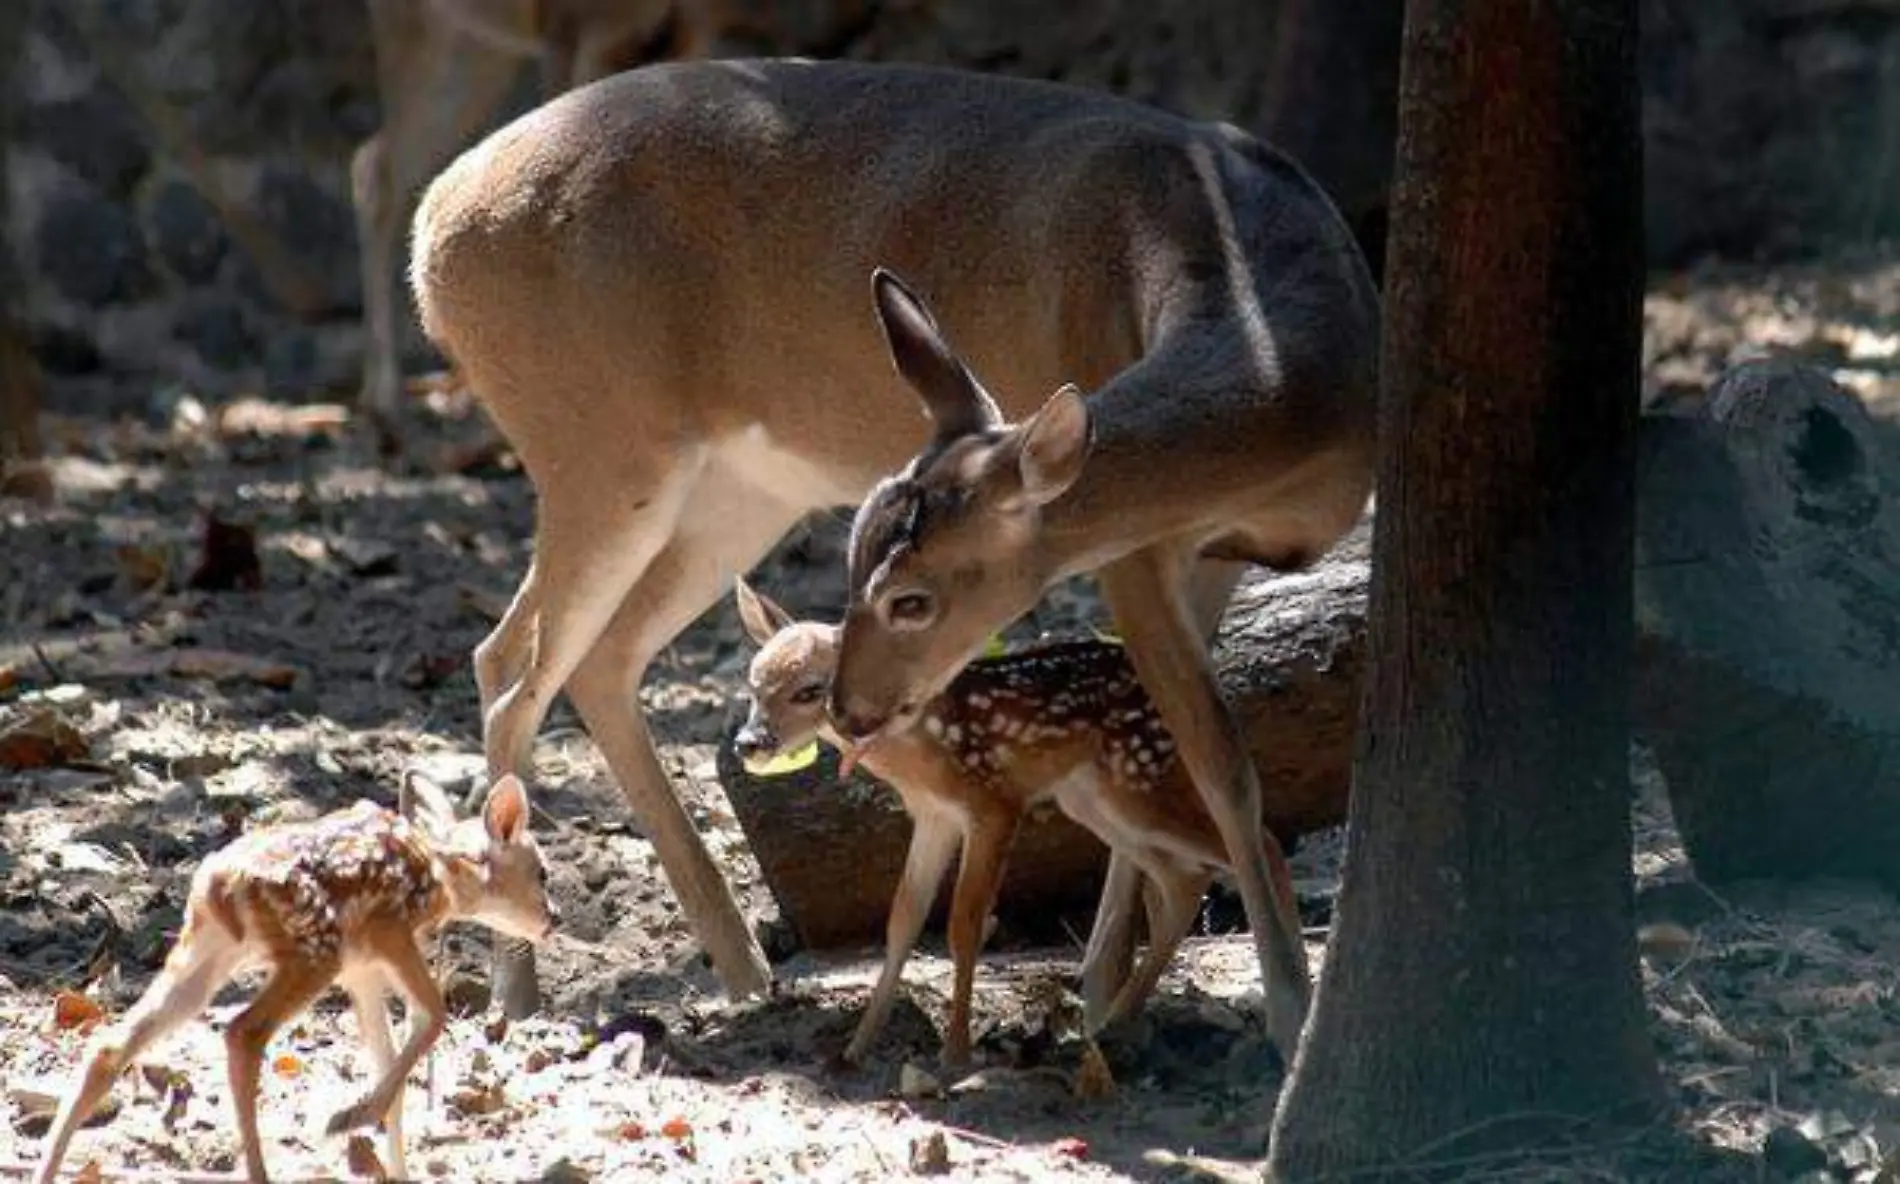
732,722,776,759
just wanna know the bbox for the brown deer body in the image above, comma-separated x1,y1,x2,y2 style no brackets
32,776,556,1184
732,578,1300,1067
410,58,1376,1018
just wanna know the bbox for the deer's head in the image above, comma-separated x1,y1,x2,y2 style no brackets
731,576,842,772
830,268,1095,745
400,771,558,942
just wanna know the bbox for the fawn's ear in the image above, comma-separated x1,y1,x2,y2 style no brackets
734,576,794,647
399,770,458,835
482,774,531,845
872,267,1002,443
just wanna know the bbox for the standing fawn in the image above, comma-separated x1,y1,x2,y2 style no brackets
732,578,1301,1068
409,58,1377,1020
32,775,556,1184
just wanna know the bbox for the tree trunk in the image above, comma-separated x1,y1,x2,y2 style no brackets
0,0,45,503
1635,360,1900,890
1267,0,1664,1176
1261,0,1403,281
720,525,1369,951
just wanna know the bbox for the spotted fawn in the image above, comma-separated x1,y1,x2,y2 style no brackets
731,577,1299,1068
33,773,557,1184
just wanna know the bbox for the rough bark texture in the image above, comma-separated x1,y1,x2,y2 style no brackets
1635,359,1900,890
1260,0,1403,281
1267,0,1665,1175
0,0,44,503
719,528,1368,951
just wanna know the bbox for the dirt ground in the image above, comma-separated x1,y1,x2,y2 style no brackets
1,246,1898,1182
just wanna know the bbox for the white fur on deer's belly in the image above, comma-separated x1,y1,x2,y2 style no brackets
201,800,447,962
712,424,863,510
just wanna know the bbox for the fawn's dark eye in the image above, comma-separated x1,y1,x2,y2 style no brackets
790,682,826,705
885,590,936,628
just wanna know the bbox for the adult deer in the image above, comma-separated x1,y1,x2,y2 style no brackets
409,59,1379,1022
826,220,1376,1056
353,0,723,444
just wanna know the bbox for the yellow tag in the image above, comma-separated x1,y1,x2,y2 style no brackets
743,740,820,777
1092,628,1123,646
982,633,1009,658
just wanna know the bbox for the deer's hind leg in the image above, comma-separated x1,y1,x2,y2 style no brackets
34,913,241,1184
555,476,810,1004
226,961,336,1183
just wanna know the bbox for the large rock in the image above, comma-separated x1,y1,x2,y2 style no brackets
1634,359,1900,889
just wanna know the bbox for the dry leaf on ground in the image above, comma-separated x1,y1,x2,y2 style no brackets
52,990,104,1032
0,709,89,770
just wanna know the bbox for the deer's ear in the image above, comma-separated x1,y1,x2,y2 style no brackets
482,774,531,845
399,769,457,835
872,267,1002,441
734,576,794,647
1013,384,1092,507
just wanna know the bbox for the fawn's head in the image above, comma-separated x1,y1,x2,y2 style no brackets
401,772,558,942
731,576,840,772
830,268,1094,743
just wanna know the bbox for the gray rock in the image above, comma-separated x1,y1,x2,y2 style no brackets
250,164,359,315
171,293,253,372
143,178,228,284
24,88,151,197
36,185,153,305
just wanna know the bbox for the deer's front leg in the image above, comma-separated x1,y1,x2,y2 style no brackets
941,810,1021,1070
1096,547,1312,1059
327,931,447,1138
845,809,962,1065
342,973,407,1181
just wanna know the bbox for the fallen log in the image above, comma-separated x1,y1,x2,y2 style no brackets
1633,359,1900,890
718,525,1370,952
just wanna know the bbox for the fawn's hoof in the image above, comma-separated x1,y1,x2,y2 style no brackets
325,1100,380,1137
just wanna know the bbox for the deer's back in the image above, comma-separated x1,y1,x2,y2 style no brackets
411,59,1349,484
198,802,446,964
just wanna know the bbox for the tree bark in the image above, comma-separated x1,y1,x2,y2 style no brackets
719,526,1369,951
1267,0,1665,1176
0,0,45,503
1634,360,1900,890
1261,0,1403,281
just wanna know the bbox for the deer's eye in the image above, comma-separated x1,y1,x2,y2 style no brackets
790,683,826,706
885,589,936,629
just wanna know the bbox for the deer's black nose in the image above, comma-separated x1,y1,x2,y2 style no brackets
733,723,776,758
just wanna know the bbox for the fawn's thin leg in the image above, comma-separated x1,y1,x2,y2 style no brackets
1076,555,1247,1020
226,963,336,1184
844,810,963,1065
342,974,406,1182
1097,547,1312,1058
34,919,238,1184
1078,853,1145,1030
327,930,447,1138
941,810,1021,1069
1099,864,1216,1032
